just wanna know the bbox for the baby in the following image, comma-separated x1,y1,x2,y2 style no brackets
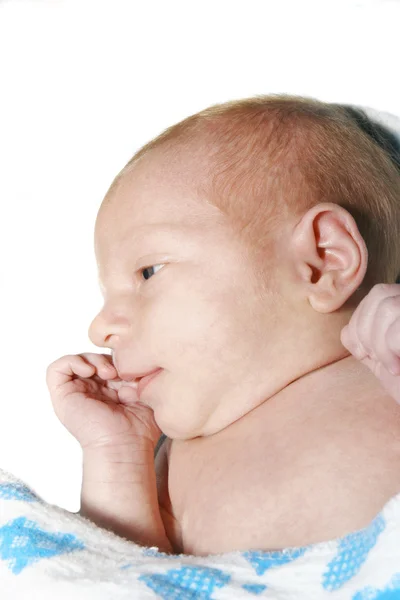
46,95,400,558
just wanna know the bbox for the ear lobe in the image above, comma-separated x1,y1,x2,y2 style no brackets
291,203,368,313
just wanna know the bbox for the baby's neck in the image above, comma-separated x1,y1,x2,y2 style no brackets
169,355,400,555
269,354,385,414
223,354,398,445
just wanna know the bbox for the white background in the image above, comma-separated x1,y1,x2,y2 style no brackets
0,0,399,513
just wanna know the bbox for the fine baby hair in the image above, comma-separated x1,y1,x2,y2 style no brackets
108,94,400,299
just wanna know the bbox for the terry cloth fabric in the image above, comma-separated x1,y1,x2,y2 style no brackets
1,467,400,600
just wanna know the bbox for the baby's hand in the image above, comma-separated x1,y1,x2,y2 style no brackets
340,284,400,404
46,353,162,451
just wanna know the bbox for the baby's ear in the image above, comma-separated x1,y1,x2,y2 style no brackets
289,203,368,313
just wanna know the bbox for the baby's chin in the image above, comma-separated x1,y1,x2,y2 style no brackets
154,410,206,440
154,409,228,440
156,424,200,441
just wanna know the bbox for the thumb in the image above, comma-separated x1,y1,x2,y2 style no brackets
340,325,367,360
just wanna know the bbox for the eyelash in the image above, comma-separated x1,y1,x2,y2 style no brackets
140,264,164,282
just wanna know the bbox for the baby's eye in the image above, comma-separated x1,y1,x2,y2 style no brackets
141,264,164,281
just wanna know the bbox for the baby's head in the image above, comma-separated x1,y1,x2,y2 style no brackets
89,95,400,440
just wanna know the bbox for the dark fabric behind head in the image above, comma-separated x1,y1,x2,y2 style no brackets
333,104,400,284
339,105,400,173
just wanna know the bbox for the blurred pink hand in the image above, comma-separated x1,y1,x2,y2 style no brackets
340,284,400,404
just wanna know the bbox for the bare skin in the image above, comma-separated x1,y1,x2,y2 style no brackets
158,356,400,556
88,146,400,555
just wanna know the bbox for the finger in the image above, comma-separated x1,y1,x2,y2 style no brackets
340,302,369,360
340,286,383,358
386,316,400,375
370,295,400,375
75,353,121,403
358,354,381,378
117,385,139,404
352,285,394,359
77,352,117,379
340,325,357,354
46,354,96,390
342,285,400,360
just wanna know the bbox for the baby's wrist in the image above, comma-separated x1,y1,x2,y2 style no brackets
82,433,155,459
81,441,155,486
79,445,168,548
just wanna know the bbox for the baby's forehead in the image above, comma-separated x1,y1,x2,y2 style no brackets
99,154,225,232
126,143,211,187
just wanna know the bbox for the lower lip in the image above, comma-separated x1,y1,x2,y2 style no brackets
137,369,162,399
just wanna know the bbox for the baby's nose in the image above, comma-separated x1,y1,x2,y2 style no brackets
88,312,134,351
87,314,103,347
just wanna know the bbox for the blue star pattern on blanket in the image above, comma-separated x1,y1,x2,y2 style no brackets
138,565,231,599
0,482,40,502
1,468,400,599
0,516,85,575
322,514,386,591
241,582,268,595
352,573,400,599
120,547,181,570
242,547,307,575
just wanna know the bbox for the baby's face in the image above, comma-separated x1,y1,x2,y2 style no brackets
89,149,286,439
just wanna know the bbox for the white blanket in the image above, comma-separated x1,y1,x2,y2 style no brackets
1,467,400,599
